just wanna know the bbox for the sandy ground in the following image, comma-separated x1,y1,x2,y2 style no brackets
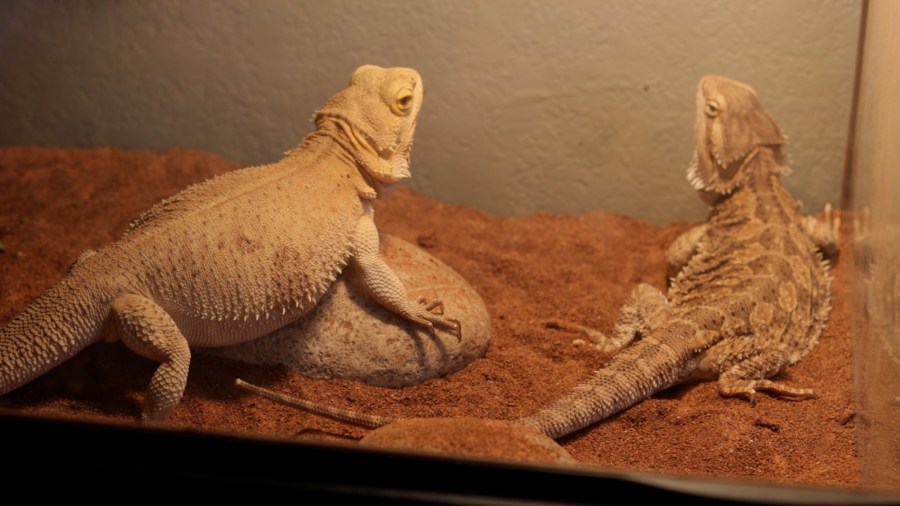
0,146,861,489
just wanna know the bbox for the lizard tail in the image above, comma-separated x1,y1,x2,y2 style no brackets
235,378,395,429
516,334,699,439
0,269,116,395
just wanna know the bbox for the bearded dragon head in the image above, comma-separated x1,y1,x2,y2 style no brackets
688,75,786,197
315,65,423,185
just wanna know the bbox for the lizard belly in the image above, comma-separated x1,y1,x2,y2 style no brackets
166,307,308,347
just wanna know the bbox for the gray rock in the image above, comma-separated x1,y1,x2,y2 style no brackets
210,234,490,387
359,418,576,465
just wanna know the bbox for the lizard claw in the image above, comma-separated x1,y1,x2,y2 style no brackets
417,315,462,341
416,296,462,342
445,318,462,341
720,378,817,401
801,202,840,258
411,297,462,341
417,296,445,315
545,318,626,354
433,316,462,341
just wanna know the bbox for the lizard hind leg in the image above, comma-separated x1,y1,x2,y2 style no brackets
715,347,816,401
111,294,192,422
550,283,671,355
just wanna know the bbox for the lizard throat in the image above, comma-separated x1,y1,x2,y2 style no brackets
687,146,790,205
687,147,762,196
317,115,411,185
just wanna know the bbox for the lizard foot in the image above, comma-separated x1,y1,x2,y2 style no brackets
802,202,841,258
416,296,444,314
425,316,462,341
544,319,624,354
719,379,817,401
412,296,462,341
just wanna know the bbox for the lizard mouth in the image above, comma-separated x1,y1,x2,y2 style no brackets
350,123,402,163
687,140,782,197
687,148,751,194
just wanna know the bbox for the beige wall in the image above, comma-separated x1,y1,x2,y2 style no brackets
0,0,861,223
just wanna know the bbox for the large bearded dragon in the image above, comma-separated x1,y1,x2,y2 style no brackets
0,65,459,421
237,75,840,440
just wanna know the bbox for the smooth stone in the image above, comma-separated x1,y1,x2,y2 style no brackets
359,418,576,466
209,234,491,387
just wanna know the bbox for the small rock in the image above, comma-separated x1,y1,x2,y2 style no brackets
360,417,576,466
210,234,491,387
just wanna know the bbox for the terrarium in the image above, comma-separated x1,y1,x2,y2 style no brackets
0,1,897,503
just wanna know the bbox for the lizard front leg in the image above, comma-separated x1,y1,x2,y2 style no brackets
666,224,709,278
350,208,461,338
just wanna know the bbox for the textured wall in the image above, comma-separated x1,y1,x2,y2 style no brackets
0,0,861,223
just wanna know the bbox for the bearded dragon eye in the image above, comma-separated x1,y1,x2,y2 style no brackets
705,101,720,118
395,92,414,114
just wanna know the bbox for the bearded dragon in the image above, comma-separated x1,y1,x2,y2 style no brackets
0,65,459,421
235,75,839,440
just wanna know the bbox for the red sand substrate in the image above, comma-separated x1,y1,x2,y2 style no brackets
0,147,860,488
